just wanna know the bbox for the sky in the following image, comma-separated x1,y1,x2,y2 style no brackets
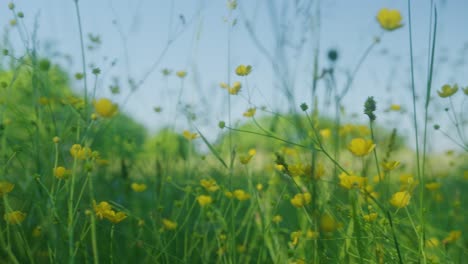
1,0,467,152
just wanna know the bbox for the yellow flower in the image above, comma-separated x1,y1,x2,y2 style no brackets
225,191,233,198
220,81,242,95
425,182,441,191
382,160,400,171
437,84,458,98
235,65,252,76
389,104,401,111
443,230,461,244
306,229,319,239
233,189,250,201
200,179,220,192
319,128,331,139
105,211,127,224
93,98,118,118
348,138,375,157
32,226,42,237
93,201,113,220
131,183,147,192
363,213,378,222
243,107,256,118
176,71,187,78
0,181,14,196
376,8,403,31
162,218,177,230
256,183,263,191
196,195,213,207
239,148,256,164
272,215,282,224
339,172,366,189
182,130,198,140
426,237,440,248
290,193,312,208
390,191,411,208
320,213,339,233
70,144,92,160
54,166,69,179
4,211,26,224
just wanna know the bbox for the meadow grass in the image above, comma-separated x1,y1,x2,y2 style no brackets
0,1,467,263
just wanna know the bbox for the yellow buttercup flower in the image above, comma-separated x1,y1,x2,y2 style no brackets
54,166,69,179
306,229,319,239
105,211,127,224
376,8,403,31
239,148,256,164
93,98,118,118
319,128,331,139
382,160,400,171
290,193,312,208
131,183,147,192
233,189,250,201
320,213,339,233
93,201,113,220
182,130,198,140
443,230,461,244
4,211,26,224
200,179,220,192
70,144,92,160
348,138,375,157
196,195,213,207
243,107,256,118
389,104,401,111
363,213,378,222
426,237,440,248
235,65,252,76
437,84,458,98
220,81,242,95
176,71,187,78
0,181,14,196
390,191,411,208
272,215,282,224
162,218,177,230
339,172,366,189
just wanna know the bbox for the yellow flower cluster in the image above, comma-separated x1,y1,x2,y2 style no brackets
93,201,127,224
243,107,256,118
290,192,311,208
200,179,220,192
339,172,366,189
220,81,242,95
233,189,250,201
70,144,92,160
235,65,252,76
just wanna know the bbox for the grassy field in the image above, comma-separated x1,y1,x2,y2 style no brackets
0,1,467,264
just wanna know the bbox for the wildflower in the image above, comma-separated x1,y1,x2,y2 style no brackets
306,229,319,239
376,8,403,31
70,144,92,160
243,108,256,118
290,231,302,246
272,215,282,223
53,166,69,179
389,104,401,111
425,182,441,191
256,183,263,191
183,130,198,140
105,211,127,224
426,237,440,248
131,183,147,192
399,173,419,191
176,71,187,78
196,195,213,207
390,191,411,208
443,230,461,244
93,98,118,118
200,179,220,192
4,211,26,224
348,138,375,157
239,149,256,164
93,201,113,220
220,81,242,95
235,65,252,76
319,128,331,139
363,213,378,222
339,172,366,189
32,226,42,237
53,136,60,143
437,84,458,98
225,191,233,198
0,181,14,196
320,213,339,232
382,160,400,171
233,189,250,201
162,218,177,230
288,163,305,177
290,193,311,208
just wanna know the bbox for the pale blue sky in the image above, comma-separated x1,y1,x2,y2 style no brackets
1,0,467,151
